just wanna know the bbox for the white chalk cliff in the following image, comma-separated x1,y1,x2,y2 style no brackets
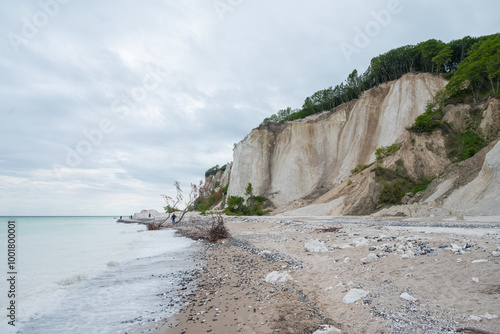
222,73,500,216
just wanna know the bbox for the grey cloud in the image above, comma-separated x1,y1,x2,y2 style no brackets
1,0,499,215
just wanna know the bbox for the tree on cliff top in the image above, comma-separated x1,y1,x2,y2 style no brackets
260,33,498,126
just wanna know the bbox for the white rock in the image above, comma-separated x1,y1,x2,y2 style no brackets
342,288,369,304
480,313,498,320
344,257,351,264
472,277,479,283
361,253,377,264
472,259,489,263
469,315,482,322
400,292,417,302
401,249,415,259
264,271,292,284
492,251,500,257
450,244,463,251
352,237,370,247
312,325,342,334
305,239,329,253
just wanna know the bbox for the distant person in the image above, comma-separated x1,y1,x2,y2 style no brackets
149,213,151,218
171,213,176,224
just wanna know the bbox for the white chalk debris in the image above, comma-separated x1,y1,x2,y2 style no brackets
400,292,417,302
342,288,369,304
305,239,329,252
312,324,342,334
264,271,292,284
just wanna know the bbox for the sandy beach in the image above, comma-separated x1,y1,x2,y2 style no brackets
144,215,500,334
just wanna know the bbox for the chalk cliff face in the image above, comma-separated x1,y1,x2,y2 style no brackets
227,73,448,207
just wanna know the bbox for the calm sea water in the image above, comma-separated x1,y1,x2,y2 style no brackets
0,216,200,334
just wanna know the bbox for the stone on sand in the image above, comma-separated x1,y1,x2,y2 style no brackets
400,292,417,302
305,239,329,252
342,288,369,304
264,271,293,284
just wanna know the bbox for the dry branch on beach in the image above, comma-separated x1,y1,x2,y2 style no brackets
314,226,343,233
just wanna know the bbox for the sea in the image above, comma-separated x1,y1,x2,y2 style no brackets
0,216,201,334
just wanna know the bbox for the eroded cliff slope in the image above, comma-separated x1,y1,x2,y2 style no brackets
227,73,448,209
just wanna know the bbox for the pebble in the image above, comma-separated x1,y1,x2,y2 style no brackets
304,239,329,253
361,253,377,264
480,313,498,320
312,324,342,334
264,271,293,284
400,292,417,302
343,288,369,304
472,259,489,263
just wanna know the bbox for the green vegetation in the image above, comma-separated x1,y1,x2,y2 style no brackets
225,183,268,216
193,187,224,214
261,34,499,126
193,181,228,214
447,130,486,162
205,164,227,178
373,165,433,206
410,102,444,133
351,164,369,175
409,33,500,134
375,143,402,161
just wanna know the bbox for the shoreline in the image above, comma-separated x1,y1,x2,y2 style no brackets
147,215,500,333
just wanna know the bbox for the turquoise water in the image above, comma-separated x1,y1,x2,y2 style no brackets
0,217,200,334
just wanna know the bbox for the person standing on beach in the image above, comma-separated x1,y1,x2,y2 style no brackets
171,213,176,224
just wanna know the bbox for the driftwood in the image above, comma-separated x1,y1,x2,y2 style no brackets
453,327,500,334
315,227,343,233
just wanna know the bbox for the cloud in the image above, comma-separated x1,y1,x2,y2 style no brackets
1,0,499,215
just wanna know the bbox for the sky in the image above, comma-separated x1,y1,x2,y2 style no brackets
0,0,499,216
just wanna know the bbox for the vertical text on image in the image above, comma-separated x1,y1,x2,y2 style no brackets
6,221,17,326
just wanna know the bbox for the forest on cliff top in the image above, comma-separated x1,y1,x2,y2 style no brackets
261,33,500,125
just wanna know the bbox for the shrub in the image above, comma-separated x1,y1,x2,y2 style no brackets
410,103,444,133
351,164,369,175
380,178,412,204
375,143,402,161
224,183,268,216
447,130,486,162
410,178,433,195
205,165,220,178
373,166,431,205
226,195,245,213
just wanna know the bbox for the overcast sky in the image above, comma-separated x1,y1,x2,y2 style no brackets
0,0,499,216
